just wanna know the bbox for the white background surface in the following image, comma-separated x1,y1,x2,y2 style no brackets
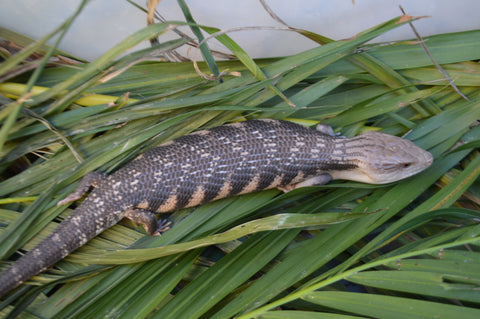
0,0,479,61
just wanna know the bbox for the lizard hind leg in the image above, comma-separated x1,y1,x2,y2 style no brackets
57,172,107,206
124,208,172,236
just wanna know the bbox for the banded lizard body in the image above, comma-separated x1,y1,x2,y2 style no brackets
0,119,433,297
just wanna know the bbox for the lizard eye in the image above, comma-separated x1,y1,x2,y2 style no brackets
402,162,412,168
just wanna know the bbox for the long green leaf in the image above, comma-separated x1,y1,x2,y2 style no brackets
303,291,480,319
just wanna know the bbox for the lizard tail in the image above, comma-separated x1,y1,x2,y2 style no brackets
0,203,106,298
0,237,68,297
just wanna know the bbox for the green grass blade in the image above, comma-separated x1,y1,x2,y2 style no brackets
303,291,480,319
347,270,480,302
176,0,221,79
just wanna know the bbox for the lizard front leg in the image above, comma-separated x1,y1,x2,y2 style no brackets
278,173,332,192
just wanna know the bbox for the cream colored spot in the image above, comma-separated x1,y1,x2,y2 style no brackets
277,172,306,192
290,172,306,185
267,174,284,190
212,180,233,201
137,200,150,210
238,174,261,195
156,194,178,213
186,185,206,208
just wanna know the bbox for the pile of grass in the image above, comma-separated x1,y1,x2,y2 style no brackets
0,2,479,318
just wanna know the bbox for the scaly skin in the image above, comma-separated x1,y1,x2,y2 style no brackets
0,119,432,297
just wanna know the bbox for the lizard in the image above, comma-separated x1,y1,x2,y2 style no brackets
0,119,433,297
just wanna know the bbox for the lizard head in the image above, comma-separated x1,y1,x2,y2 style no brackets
330,131,433,184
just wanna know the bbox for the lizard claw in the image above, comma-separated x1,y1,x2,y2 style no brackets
153,219,172,236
